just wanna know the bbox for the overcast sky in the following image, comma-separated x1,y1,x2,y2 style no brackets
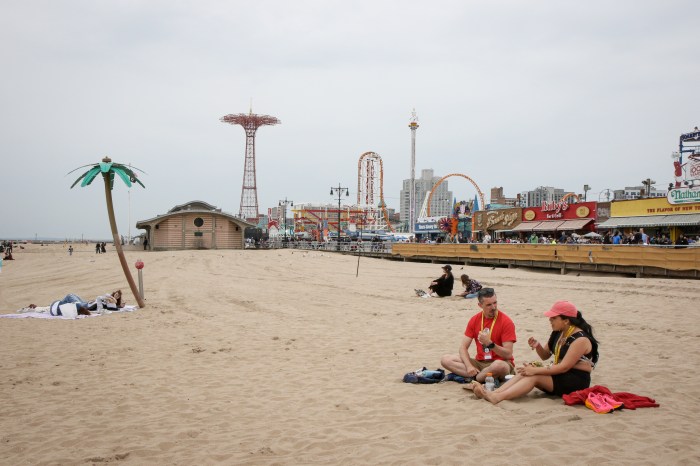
1,1,698,240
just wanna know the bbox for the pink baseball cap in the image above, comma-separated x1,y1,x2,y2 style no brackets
544,300,578,318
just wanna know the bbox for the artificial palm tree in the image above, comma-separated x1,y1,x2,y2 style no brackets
69,157,146,308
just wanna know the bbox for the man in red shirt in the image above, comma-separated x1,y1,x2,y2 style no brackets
440,287,517,383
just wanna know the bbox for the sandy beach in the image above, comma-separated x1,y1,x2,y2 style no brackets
1,243,699,465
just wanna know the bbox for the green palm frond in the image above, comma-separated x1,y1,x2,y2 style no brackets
81,167,102,187
69,158,146,191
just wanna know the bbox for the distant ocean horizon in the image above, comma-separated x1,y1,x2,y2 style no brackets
1,236,133,243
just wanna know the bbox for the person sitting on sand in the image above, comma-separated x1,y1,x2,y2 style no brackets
440,287,516,383
429,264,454,297
470,300,599,404
456,274,483,298
3,250,14,260
415,264,455,297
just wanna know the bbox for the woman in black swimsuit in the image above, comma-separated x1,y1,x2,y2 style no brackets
472,300,599,404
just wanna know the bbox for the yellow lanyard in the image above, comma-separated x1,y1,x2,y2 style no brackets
481,311,498,334
554,325,576,364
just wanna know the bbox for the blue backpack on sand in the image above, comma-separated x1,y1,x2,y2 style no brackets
402,367,445,384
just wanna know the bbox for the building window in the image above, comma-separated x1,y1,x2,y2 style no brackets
194,217,204,227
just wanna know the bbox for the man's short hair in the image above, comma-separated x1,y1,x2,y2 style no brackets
477,287,495,302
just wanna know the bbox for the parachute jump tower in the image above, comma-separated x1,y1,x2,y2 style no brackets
220,111,280,221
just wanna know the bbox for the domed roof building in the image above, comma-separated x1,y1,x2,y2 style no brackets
136,201,254,250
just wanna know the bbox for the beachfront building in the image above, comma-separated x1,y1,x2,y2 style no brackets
292,203,377,240
399,169,452,230
135,201,254,250
597,193,700,242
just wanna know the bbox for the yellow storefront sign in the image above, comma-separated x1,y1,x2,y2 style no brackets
611,198,700,217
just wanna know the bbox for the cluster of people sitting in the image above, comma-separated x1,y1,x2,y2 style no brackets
415,265,482,298
415,265,599,403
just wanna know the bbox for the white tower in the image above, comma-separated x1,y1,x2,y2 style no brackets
408,109,419,233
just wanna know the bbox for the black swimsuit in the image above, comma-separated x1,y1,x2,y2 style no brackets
545,330,593,397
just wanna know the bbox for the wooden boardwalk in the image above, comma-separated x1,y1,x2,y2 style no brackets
390,243,700,279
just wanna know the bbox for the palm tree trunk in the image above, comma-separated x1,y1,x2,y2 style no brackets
103,174,146,308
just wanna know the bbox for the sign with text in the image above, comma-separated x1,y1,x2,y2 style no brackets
415,216,442,233
474,208,522,231
668,187,700,205
611,197,700,216
522,202,597,222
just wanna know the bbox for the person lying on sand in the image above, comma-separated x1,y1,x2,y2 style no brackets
466,300,599,404
27,290,126,316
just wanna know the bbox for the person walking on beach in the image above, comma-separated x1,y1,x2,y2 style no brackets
469,300,598,404
68,245,73,256
440,287,516,384
95,243,101,254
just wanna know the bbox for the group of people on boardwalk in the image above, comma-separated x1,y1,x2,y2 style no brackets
417,265,599,403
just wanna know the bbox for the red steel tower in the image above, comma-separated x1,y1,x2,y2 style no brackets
220,111,280,220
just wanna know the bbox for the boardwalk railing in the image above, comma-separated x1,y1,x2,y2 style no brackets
391,243,700,278
255,240,394,255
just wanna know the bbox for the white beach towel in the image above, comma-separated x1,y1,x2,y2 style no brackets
0,305,138,319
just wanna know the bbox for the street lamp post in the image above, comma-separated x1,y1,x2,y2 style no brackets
583,184,591,202
598,189,613,202
278,197,293,245
330,184,349,251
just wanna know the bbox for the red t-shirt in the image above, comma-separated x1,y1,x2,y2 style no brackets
464,310,516,364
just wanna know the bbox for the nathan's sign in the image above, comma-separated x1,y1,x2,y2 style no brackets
681,130,700,142
668,187,700,205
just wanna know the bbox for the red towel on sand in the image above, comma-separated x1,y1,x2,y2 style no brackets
562,385,659,409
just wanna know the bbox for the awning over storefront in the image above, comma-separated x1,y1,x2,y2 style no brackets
511,221,540,232
597,214,700,228
510,219,589,232
533,220,565,231
557,218,593,230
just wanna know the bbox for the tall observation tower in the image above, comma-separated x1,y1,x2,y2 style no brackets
220,110,280,220
408,109,419,233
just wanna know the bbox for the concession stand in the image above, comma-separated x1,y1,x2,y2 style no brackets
473,208,522,241
511,201,597,238
596,192,700,242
